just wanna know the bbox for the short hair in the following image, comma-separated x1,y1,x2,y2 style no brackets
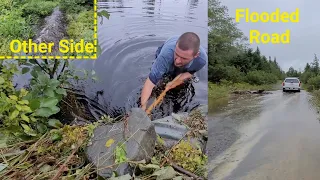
177,32,200,55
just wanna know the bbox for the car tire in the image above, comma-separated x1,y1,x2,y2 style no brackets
283,89,286,92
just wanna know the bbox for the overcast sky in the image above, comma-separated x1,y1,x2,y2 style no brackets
221,0,318,72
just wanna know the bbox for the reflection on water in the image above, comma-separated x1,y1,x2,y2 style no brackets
76,0,208,119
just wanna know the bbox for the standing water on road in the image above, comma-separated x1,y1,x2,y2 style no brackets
208,90,320,180
75,0,208,119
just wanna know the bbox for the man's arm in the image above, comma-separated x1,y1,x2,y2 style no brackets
165,72,193,91
140,52,170,110
140,77,155,110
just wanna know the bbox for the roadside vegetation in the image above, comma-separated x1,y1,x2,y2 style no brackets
209,81,275,99
208,0,286,105
0,54,100,179
284,54,320,111
285,54,320,92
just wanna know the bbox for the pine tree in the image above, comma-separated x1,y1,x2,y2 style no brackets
312,54,319,75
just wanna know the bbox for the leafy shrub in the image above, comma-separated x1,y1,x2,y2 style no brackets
0,63,66,139
0,37,13,55
0,63,17,95
67,10,94,41
209,65,244,83
22,0,59,17
66,10,94,56
301,71,314,84
59,0,92,14
312,90,320,109
245,70,278,85
24,70,67,117
0,88,39,137
307,75,320,91
170,140,207,177
0,0,16,10
0,10,34,39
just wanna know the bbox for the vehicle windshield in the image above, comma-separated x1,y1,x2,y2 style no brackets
285,78,299,83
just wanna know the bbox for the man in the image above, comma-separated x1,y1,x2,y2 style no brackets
140,32,207,111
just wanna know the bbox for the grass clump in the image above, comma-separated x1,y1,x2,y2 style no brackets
170,140,207,177
209,80,275,99
22,0,59,17
59,0,92,14
0,10,34,55
66,10,94,42
0,124,97,179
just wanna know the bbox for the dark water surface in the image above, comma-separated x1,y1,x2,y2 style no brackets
76,0,208,118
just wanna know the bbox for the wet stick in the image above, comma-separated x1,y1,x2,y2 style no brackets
171,162,203,179
146,74,183,116
146,89,168,115
51,145,79,180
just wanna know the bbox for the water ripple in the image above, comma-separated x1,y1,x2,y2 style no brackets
78,0,208,118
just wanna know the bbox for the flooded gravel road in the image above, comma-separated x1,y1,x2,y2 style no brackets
207,90,320,180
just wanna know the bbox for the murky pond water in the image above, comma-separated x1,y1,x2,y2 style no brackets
76,0,208,119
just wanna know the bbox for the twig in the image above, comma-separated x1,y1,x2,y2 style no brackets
71,111,91,123
34,60,49,74
61,99,73,109
15,133,47,166
96,160,143,171
171,163,202,180
0,133,48,179
0,150,26,158
123,115,129,139
146,89,168,115
163,156,203,179
57,60,67,80
51,146,78,180
160,133,186,167
44,59,53,78
1,140,37,148
51,59,59,79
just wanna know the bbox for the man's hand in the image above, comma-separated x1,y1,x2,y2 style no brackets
140,77,155,111
165,81,177,91
165,72,192,91
141,104,147,111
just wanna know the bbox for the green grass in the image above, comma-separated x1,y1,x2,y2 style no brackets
208,81,278,113
0,0,94,57
208,81,276,99
208,83,229,99
66,10,94,41
311,90,320,111
0,0,60,56
22,0,59,17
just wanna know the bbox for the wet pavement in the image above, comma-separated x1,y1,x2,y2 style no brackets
208,90,320,180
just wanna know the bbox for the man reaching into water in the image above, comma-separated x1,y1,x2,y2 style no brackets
140,32,207,111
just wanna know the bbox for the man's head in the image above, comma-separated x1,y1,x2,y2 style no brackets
174,32,200,67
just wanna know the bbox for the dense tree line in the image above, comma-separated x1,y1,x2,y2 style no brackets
208,0,286,85
286,54,320,91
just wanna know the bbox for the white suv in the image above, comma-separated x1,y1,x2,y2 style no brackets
282,77,301,92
